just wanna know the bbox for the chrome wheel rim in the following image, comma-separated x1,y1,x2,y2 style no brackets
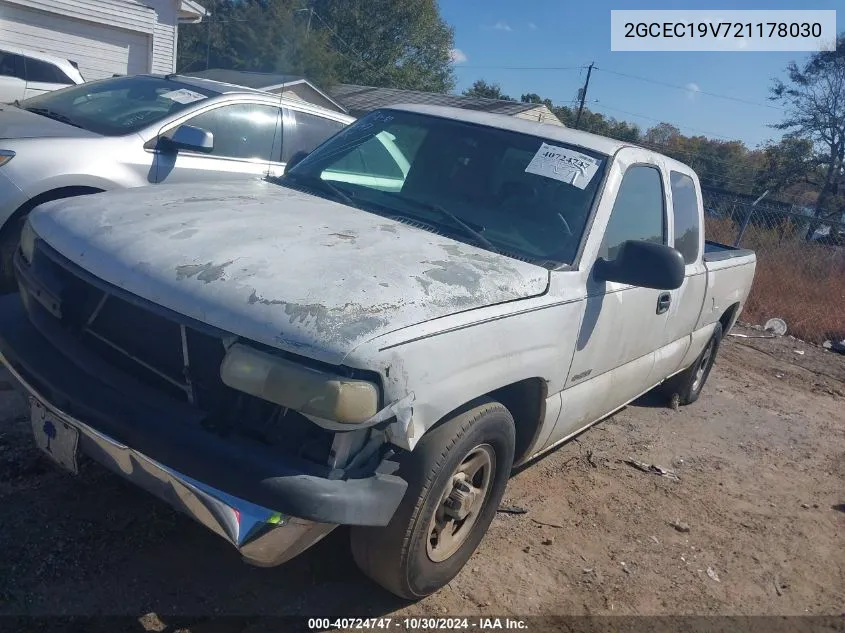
426,444,495,563
692,339,715,392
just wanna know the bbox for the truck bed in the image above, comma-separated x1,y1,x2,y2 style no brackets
703,240,755,263
695,240,757,335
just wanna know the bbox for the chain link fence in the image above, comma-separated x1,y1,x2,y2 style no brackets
702,187,845,344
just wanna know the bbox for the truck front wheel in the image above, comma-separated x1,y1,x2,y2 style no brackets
351,399,515,599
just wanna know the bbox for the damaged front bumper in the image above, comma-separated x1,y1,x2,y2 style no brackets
0,293,407,566
23,385,334,566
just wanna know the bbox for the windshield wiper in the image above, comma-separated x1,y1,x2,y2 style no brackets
389,193,500,254
284,172,358,208
24,107,83,129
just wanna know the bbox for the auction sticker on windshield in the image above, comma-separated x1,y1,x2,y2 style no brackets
161,89,207,104
525,143,600,189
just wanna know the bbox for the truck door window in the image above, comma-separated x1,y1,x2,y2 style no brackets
178,103,281,161
669,171,700,264
0,52,24,79
599,165,665,260
24,57,74,84
282,110,347,162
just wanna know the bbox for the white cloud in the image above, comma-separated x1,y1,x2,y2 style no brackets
492,20,513,31
528,22,538,30
684,82,701,101
449,48,468,64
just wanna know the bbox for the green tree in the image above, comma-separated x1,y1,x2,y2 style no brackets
463,79,514,100
177,0,339,86
644,122,681,146
771,31,845,235
521,93,552,108
311,0,455,91
178,0,455,91
755,137,815,196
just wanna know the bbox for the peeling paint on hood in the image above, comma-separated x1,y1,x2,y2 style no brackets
29,180,550,365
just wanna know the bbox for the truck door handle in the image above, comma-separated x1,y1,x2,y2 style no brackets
656,292,671,314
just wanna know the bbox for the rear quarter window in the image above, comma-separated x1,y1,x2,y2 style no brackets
669,171,701,264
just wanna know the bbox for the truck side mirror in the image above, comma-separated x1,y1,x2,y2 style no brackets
593,240,685,290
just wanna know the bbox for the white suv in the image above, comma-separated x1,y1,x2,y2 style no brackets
0,46,85,103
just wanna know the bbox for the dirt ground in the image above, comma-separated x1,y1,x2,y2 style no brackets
1,325,843,627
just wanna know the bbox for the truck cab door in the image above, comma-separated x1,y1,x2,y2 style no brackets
146,102,284,185
647,169,707,385
546,151,672,447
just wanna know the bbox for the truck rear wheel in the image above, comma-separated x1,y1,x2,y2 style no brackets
351,399,515,599
661,322,723,405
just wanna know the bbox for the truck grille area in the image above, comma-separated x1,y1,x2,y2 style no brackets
18,241,333,464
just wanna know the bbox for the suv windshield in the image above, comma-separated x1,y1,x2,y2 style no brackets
18,75,218,136
287,109,608,265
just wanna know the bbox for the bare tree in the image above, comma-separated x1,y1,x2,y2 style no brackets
771,33,845,239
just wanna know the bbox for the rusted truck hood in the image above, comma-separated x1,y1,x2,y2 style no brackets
29,180,550,365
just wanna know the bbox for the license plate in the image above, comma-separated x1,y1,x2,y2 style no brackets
30,398,79,474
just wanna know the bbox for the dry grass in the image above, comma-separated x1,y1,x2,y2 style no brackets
706,217,845,343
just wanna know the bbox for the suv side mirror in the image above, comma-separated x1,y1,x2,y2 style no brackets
161,125,213,154
284,150,309,175
594,240,685,290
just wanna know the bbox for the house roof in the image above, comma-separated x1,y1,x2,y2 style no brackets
383,104,631,157
179,0,207,21
187,69,305,89
326,84,542,117
185,69,346,112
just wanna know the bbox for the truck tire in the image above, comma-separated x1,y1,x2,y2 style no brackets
661,322,723,405
351,398,515,599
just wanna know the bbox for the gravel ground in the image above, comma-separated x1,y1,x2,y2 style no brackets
0,326,843,630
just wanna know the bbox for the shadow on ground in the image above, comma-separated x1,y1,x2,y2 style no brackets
0,451,410,622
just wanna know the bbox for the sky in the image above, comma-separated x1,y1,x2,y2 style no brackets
439,0,844,149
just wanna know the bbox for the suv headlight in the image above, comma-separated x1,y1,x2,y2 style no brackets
220,343,379,424
0,150,14,167
20,218,36,264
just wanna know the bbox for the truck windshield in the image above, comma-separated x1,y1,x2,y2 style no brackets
286,109,608,266
17,75,218,136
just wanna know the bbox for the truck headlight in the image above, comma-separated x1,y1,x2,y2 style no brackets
20,218,36,264
220,343,379,424
0,150,14,167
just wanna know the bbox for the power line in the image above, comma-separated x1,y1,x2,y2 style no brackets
594,103,737,141
458,65,584,71
594,67,785,111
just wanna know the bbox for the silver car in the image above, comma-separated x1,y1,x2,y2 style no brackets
0,74,354,290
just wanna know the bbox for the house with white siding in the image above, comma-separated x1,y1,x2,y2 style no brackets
0,0,206,80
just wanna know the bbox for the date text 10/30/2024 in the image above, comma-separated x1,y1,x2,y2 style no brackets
307,617,529,630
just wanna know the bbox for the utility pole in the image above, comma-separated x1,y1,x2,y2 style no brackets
306,7,313,40
574,62,594,130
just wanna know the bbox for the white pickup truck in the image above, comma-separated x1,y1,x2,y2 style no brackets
0,104,756,599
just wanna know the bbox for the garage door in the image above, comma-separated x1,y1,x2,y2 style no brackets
0,4,151,80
